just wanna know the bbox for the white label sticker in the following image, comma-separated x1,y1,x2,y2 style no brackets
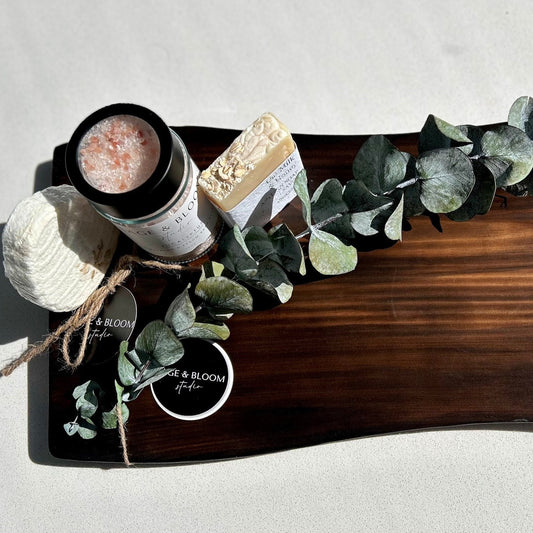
218,147,304,229
113,161,221,260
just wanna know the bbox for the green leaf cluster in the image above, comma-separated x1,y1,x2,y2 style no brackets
63,380,101,439
211,222,306,303
64,278,251,440
300,97,533,273
504,96,533,196
415,104,533,213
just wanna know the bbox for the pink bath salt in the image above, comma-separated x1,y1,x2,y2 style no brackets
78,115,161,193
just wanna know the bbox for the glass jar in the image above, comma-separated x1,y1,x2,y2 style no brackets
65,103,223,263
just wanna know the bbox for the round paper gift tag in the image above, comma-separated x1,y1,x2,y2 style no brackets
83,285,137,365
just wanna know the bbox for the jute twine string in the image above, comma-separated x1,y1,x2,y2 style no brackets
116,401,131,467
1,254,188,377
1,254,192,466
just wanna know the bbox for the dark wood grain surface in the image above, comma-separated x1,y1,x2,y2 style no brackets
48,126,533,463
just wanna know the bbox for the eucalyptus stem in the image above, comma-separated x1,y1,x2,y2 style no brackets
387,176,418,194
66,416,79,433
295,212,344,240
135,360,151,383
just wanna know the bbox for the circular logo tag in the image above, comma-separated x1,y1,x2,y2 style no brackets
151,338,233,421
83,285,137,365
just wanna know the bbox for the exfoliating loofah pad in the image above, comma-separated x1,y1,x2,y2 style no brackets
2,184,119,312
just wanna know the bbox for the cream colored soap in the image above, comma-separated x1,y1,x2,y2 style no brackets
198,113,303,228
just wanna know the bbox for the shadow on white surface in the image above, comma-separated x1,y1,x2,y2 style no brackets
21,161,119,468
27,354,56,464
0,224,49,348
0,231,62,465
34,160,53,193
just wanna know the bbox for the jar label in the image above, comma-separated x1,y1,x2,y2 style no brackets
113,160,221,261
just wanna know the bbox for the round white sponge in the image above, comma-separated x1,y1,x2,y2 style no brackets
2,185,119,312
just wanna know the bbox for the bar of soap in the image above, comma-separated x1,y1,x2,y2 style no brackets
2,185,119,312
198,112,304,228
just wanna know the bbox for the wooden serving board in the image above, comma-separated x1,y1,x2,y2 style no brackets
48,126,533,463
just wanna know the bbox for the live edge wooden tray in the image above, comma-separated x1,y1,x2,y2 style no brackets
48,126,533,464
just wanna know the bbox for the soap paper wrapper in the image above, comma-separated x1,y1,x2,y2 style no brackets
213,147,304,229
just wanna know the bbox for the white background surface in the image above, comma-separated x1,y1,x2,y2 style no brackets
1,1,533,532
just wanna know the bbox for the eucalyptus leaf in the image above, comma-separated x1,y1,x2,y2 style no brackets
164,286,196,336
131,367,172,393
135,320,184,367
316,213,356,241
134,362,162,381
384,193,404,241
195,276,253,314
352,135,408,195
242,226,275,261
122,387,143,403
481,125,533,186
77,417,98,440
402,181,425,217
101,409,118,430
419,115,473,154
243,225,306,276
349,200,393,236
308,229,358,275
311,179,348,223
218,225,258,279
480,156,511,184
72,380,99,400
201,261,228,279
63,421,79,437
123,363,172,400
246,258,294,303
198,262,238,317
125,348,147,372
416,148,475,213
457,124,484,156
268,224,306,275
118,340,128,359
181,321,230,341
294,169,312,227
117,402,130,424
118,348,137,387
73,380,100,419
343,179,391,213
401,151,418,181
115,380,125,402
101,398,130,430
447,160,496,221
508,95,533,139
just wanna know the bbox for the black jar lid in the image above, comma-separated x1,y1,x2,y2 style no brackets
65,103,186,220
